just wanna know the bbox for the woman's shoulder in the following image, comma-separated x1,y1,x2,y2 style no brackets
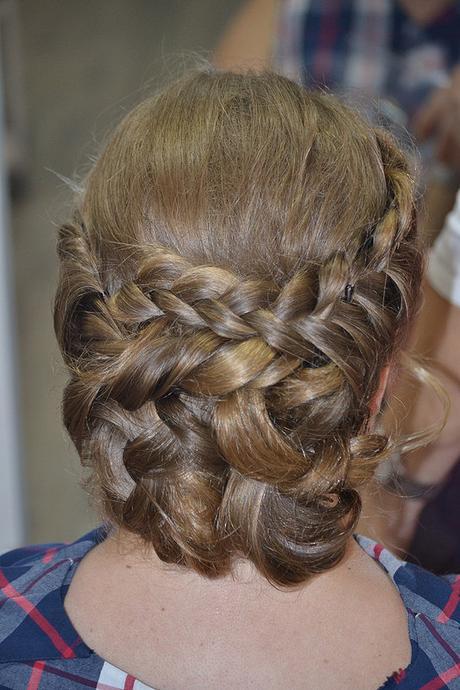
0,528,144,690
0,528,105,665
356,534,460,625
356,534,460,689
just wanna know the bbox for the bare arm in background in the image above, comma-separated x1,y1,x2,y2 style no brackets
415,65,460,243
213,0,277,71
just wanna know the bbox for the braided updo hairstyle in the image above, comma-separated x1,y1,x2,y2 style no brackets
54,69,422,586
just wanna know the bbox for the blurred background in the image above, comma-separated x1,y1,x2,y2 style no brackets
1,0,242,549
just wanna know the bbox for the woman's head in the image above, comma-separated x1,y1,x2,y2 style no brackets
55,69,422,586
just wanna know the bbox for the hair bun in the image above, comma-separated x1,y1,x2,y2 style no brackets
54,69,422,586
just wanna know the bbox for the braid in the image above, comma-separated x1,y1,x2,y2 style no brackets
54,71,423,586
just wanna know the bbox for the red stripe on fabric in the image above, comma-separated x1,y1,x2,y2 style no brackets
437,575,460,623
123,675,136,690
42,547,59,564
23,559,75,595
0,571,75,659
419,663,460,690
0,559,78,615
26,661,98,687
420,613,459,664
373,543,384,560
27,661,45,690
392,667,406,683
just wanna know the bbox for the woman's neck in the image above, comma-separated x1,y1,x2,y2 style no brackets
64,527,412,690
100,526,361,596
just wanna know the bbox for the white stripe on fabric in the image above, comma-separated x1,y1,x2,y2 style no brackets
97,661,154,690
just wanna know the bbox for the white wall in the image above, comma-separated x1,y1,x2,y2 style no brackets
0,41,24,552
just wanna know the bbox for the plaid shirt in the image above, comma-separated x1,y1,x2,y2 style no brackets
0,528,459,689
274,0,460,129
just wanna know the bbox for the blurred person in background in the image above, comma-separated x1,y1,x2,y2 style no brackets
1,68,459,689
214,0,460,232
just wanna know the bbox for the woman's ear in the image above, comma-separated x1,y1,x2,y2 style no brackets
370,365,391,417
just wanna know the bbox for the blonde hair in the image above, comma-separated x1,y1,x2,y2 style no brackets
54,69,422,586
